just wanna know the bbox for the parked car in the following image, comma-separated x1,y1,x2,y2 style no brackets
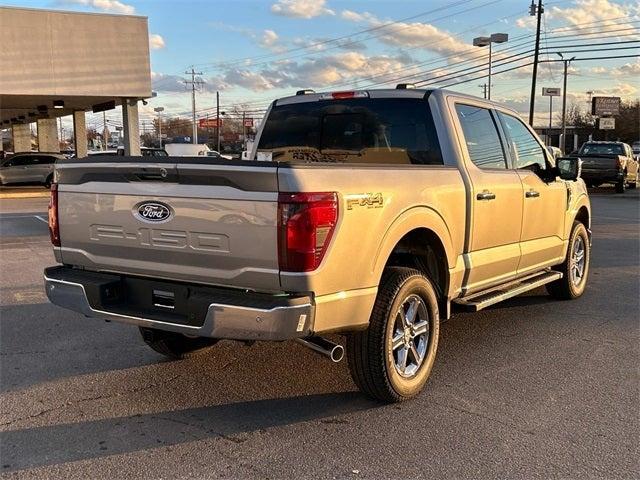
86,147,168,157
0,152,65,187
206,150,233,160
164,143,210,157
632,141,640,161
44,87,591,403
574,141,638,192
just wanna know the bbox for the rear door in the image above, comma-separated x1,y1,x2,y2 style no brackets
453,103,523,294
55,159,282,292
496,111,566,273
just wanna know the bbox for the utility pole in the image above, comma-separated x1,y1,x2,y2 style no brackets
216,91,220,152
153,107,164,148
548,95,553,146
242,110,246,151
479,83,488,99
528,0,544,126
102,111,107,150
557,53,575,152
184,68,204,144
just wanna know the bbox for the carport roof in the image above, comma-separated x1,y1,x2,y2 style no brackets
0,6,152,126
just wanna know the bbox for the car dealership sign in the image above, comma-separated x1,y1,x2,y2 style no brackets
592,97,620,116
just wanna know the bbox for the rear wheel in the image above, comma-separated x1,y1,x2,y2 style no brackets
546,221,590,300
139,327,218,359
347,267,439,403
615,175,626,193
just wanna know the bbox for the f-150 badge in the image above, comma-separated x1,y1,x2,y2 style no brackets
346,193,384,210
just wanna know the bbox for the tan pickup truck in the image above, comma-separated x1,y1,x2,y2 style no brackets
44,88,591,403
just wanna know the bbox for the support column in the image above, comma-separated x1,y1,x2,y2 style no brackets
122,99,141,156
12,123,31,152
72,111,88,158
37,118,60,152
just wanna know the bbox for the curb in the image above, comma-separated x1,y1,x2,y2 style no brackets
0,192,50,199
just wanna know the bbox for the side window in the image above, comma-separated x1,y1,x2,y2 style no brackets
11,156,29,166
497,112,546,171
455,104,507,169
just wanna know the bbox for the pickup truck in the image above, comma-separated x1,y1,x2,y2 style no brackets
44,88,591,403
574,141,638,192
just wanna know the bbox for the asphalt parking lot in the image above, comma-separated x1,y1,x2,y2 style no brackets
0,187,638,479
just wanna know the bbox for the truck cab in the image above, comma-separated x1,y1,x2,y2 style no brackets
44,88,591,403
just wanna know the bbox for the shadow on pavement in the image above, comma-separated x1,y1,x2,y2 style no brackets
1,392,377,472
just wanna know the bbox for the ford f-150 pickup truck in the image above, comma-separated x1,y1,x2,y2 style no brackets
573,141,638,192
44,88,591,403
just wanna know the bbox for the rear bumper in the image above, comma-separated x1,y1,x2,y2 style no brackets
44,266,313,341
581,168,623,183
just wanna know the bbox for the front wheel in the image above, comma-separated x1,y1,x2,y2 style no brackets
347,267,440,403
546,221,590,300
139,327,218,359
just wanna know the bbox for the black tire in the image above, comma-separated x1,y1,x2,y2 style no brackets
44,174,53,189
627,177,638,189
347,267,440,403
615,177,626,193
139,327,218,359
546,221,590,300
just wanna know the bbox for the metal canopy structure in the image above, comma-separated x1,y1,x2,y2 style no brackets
0,6,152,155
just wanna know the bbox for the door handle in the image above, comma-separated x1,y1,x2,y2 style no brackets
476,190,496,201
525,190,540,198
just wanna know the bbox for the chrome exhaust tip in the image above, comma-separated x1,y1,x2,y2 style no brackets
296,336,344,363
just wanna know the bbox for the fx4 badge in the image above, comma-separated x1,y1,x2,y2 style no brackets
346,193,384,210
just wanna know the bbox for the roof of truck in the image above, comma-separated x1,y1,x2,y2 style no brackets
273,87,517,114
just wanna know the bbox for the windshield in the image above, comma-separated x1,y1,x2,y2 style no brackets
257,98,442,165
579,143,624,155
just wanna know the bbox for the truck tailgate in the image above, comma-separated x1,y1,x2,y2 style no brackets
55,159,280,292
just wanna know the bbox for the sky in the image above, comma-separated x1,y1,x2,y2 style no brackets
7,0,640,130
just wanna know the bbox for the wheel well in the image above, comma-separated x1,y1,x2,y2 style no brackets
575,206,589,229
383,228,449,302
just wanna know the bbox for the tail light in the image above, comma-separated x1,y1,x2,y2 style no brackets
278,192,338,272
48,183,60,246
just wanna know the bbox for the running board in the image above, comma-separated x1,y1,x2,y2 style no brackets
453,270,562,312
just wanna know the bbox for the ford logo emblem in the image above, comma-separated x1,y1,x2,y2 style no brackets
135,202,172,223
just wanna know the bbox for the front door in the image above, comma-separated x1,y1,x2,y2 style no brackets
496,111,566,273
453,103,524,294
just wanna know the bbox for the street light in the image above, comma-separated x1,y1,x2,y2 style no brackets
556,53,575,152
153,106,164,148
472,33,508,100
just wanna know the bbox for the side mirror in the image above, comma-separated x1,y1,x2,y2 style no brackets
556,156,581,181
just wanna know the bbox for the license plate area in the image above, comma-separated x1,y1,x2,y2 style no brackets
92,277,207,327
152,289,175,309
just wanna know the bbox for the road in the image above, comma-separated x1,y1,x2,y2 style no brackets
1,189,638,479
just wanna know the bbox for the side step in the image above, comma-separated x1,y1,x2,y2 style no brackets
453,270,562,312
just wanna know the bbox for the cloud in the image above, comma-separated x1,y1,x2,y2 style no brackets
516,0,640,33
151,72,228,94
271,0,335,19
258,29,288,53
59,0,135,15
613,61,640,76
149,34,165,50
219,51,414,92
223,69,277,91
340,10,470,57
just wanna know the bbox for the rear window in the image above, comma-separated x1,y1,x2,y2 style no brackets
257,98,443,165
580,143,624,155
